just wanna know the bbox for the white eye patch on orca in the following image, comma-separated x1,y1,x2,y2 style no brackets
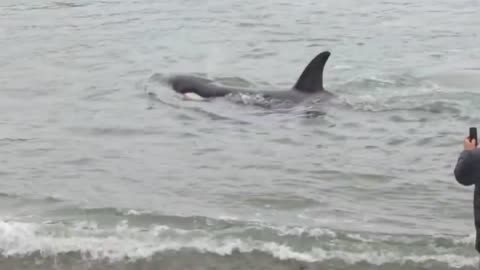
183,92,206,101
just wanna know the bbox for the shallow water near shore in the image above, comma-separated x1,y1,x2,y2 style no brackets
1,0,480,269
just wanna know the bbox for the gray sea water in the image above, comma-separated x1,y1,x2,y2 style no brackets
2,0,480,269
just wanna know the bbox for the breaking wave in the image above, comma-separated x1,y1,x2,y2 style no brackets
0,216,477,270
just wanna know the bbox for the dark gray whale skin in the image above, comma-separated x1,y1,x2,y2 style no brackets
165,51,333,102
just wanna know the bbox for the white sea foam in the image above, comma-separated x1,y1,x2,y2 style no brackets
0,220,476,268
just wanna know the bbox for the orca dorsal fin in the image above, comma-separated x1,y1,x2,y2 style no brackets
293,51,330,93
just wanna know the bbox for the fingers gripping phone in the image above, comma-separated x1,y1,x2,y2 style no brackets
470,127,478,146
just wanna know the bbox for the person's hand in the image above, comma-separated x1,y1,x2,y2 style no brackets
464,137,477,150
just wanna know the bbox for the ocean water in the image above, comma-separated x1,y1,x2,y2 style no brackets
1,0,480,269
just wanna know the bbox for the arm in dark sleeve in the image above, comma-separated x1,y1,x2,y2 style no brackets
454,149,480,186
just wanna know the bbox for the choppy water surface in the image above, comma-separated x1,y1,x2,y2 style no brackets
1,0,480,269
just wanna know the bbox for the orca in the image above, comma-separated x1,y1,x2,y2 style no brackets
165,51,333,102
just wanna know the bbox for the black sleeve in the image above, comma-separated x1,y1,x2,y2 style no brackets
454,149,480,186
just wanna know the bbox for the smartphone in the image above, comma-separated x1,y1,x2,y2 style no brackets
470,127,478,146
